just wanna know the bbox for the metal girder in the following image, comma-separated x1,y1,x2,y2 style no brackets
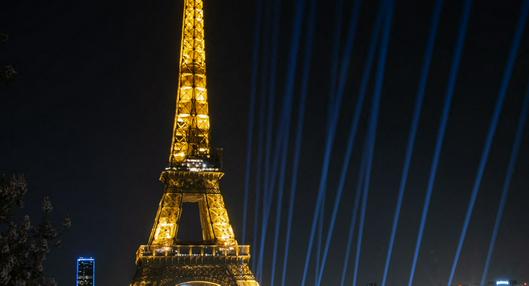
170,0,211,165
132,0,259,285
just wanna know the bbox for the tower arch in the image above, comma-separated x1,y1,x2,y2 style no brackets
130,1,259,285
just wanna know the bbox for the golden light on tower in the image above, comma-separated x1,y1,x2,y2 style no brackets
130,0,260,285
170,0,210,165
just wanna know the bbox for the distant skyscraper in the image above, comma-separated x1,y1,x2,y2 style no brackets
76,257,95,286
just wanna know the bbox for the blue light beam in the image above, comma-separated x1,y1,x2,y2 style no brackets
242,0,264,244
255,0,282,278
278,0,319,284
251,5,272,268
251,68,267,272
298,0,366,282
257,0,309,283
380,0,444,285
256,0,317,275
447,1,529,284
407,1,473,285
260,0,281,216
328,0,346,109
339,152,367,286
352,0,394,285
262,0,282,209
315,0,380,280
315,0,349,272
479,76,529,286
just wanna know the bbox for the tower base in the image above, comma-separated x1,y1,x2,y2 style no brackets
131,245,259,286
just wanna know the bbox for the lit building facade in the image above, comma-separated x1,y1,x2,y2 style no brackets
76,257,95,286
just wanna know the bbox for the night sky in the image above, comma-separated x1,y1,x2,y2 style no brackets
1,0,529,285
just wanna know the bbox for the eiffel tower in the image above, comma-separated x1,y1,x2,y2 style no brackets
130,0,260,285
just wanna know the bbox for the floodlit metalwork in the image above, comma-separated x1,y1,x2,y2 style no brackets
136,245,251,260
130,0,259,285
170,0,210,165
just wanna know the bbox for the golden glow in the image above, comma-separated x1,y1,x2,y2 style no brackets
205,194,236,246
149,191,237,247
131,1,260,285
154,222,176,240
169,0,211,164
236,282,260,286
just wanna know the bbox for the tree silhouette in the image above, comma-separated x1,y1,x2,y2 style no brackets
0,33,16,84
0,174,71,286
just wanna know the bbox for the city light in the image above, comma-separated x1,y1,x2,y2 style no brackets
76,257,95,286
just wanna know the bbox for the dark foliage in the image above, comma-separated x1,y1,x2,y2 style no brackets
0,33,16,84
0,175,71,286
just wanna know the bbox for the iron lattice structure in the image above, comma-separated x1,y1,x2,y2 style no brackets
170,0,210,165
131,0,260,285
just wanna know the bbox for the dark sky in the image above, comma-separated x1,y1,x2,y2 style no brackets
1,0,529,285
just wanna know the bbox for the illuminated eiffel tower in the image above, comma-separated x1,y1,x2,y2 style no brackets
130,0,260,285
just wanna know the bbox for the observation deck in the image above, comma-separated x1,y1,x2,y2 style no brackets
136,245,251,264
